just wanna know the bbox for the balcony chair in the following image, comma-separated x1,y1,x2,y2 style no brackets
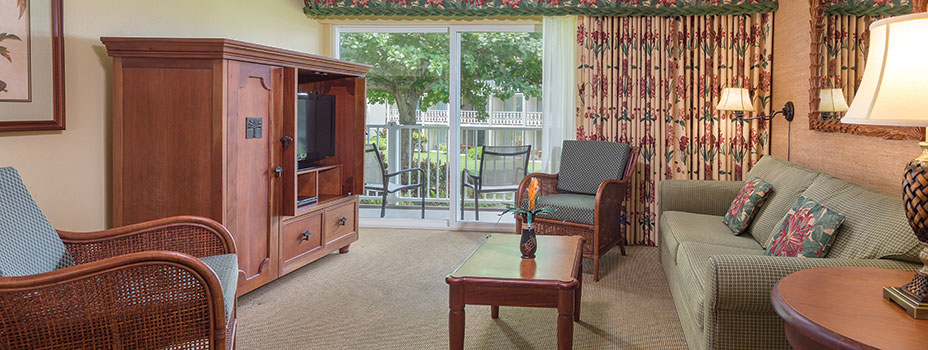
461,145,531,221
516,140,639,281
0,167,238,350
364,143,426,218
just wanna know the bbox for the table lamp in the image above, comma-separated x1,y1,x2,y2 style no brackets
818,88,849,120
839,12,928,319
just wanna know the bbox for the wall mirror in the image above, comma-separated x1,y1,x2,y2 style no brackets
808,0,923,140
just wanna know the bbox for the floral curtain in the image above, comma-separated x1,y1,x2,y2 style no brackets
820,15,876,122
576,14,773,246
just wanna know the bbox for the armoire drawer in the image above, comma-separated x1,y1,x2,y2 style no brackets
324,201,357,245
280,211,324,271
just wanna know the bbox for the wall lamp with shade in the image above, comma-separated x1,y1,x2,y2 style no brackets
839,12,928,319
818,88,850,120
716,87,795,158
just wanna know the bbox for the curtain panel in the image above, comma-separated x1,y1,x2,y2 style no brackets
576,14,773,246
820,15,876,122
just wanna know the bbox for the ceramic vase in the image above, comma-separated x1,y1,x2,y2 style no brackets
520,227,537,259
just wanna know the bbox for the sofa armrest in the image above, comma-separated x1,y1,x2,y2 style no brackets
659,180,744,217
705,255,919,313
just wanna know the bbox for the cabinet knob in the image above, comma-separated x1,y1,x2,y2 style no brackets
338,217,348,226
301,230,312,241
280,136,294,148
274,167,283,178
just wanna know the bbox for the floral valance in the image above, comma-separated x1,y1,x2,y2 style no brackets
823,0,912,16
304,0,778,19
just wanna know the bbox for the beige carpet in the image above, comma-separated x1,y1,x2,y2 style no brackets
237,229,687,349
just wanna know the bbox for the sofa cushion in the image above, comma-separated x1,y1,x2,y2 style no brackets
744,156,820,248
675,242,765,329
0,167,75,277
556,140,630,195
199,254,238,322
723,178,774,235
795,174,922,262
766,196,846,258
522,194,596,225
660,211,764,261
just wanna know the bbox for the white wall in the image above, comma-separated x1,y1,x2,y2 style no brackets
0,0,326,231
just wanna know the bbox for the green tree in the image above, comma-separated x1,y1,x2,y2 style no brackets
340,31,542,186
340,31,542,124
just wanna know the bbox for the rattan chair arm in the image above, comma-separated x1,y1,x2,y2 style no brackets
58,216,236,263
516,172,559,207
0,251,229,344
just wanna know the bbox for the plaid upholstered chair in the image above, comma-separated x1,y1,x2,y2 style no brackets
516,140,639,281
0,167,238,350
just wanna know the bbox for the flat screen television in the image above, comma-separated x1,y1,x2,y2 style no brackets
297,92,336,170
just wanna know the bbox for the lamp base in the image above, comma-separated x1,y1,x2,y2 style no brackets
884,285,928,319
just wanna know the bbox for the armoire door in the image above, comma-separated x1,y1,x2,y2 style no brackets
226,61,284,294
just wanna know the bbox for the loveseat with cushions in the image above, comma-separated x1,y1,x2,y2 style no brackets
659,156,922,350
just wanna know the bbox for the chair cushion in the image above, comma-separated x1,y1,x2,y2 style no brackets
199,254,238,322
744,156,820,247
766,196,846,258
556,140,630,195
521,194,596,225
0,167,75,277
797,174,922,262
660,211,764,262
722,178,773,235
675,242,765,329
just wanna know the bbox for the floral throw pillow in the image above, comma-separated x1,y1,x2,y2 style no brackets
766,196,846,258
723,177,774,235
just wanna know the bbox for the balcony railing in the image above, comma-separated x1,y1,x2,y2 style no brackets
364,123,543,207
386,109,543,128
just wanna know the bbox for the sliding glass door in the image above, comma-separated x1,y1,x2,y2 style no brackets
336,25,542,228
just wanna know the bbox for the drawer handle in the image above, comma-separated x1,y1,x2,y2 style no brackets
338,217,348,226
300,230,313,241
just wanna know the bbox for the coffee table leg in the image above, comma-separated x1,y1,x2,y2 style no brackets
450,284,465,350
557,288,575,350
574,270,582,322
491,305,499,319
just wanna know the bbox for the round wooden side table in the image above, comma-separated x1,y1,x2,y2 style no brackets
771,266,928,350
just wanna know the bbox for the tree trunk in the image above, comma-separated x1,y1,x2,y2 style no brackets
394,93,419,190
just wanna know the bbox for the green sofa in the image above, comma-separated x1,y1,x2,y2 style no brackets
659,155,923,350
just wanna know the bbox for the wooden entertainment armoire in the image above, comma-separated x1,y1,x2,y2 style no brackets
103,38,371,295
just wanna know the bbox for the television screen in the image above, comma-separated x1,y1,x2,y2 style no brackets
297,92,336,169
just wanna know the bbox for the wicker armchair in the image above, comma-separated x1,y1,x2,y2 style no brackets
0,167,238,350
516,140,639,281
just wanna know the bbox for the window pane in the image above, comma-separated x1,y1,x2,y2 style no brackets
340,32,450,220
459,31,543,222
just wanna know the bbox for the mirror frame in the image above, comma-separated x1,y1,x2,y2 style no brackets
807,0,923,140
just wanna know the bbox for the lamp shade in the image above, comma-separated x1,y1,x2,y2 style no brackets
717,88,755,112
842,12,928,127
819,88,850,113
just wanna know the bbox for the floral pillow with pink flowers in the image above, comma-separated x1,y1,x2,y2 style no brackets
723,177,774,235
766,196,846,258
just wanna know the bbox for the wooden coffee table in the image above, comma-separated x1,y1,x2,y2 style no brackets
446,234,584,350
772,266,928,350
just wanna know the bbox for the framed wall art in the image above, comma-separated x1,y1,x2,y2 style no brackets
0,0,64,132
